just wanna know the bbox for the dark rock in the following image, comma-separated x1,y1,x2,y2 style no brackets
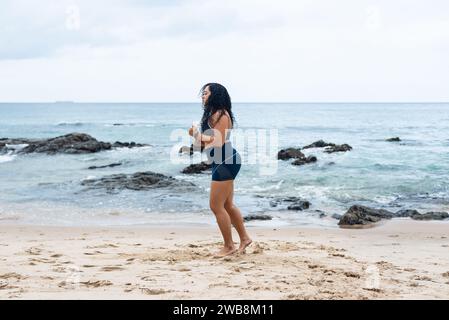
268,200,278,207
0,133,148,155
268,196,311,211
302,140,336,149
411,211,449,221
178,143,205,155
0,140,30,154
332,213,342,220
386,137,401,142
179,145,193,155
0,137,48,153
287,200,310,211
278,147,318,166
395,209,420,217
112,141,147,148
324,144,352,153
80,171,196,192
88,162,123,170
280,196,303,202
181,161,212,174
338,205,395,226
24,133,111,154
312,209,326,218
277,148,305,160
243,214,273,222
339,207,448,225
292,155,317,166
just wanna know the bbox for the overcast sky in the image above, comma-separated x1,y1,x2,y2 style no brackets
1,0,448,102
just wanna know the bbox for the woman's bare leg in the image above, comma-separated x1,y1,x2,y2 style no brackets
224,181,252,253
210,180,237,257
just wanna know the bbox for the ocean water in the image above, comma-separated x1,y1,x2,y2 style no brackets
1,102,449,227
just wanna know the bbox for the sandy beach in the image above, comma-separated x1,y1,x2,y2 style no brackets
0,219,448,300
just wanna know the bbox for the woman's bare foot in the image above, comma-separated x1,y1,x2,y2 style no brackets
213,245,237,258
238,238,253,253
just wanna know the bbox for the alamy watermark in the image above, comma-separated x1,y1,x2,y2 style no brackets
364,264,380,290
66,5,81,31
170,128,279,176
364,5,382,31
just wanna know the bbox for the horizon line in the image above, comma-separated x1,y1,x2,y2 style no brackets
1,101,449,104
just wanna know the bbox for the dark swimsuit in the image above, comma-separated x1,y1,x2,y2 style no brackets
201,118,242,181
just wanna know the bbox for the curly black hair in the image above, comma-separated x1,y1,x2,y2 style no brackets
199,83,236,133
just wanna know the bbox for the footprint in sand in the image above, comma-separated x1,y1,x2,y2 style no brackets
29,257,56,264
140,288,172,295
411,275,433,281
232,266,242,272
25,247,42,255
177,267,191,272
375,260,395,269
250,243,264,254
52,267,67,273
344,271,361,278
322,269,337,276
0,274,26,292
101,266,125,272
80,280,113,288
57,281,72,288
83,250,104,255
403,267,416,272
363,287,382,293
0,273,26,280
86,243,119,249
330,253,346,258
0,280,19,290
236,262,256,270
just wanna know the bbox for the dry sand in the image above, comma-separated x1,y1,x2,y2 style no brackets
0,219,448,299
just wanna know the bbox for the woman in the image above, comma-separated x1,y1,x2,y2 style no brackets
189,83,252,257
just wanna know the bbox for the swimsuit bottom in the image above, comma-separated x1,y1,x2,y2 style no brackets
205,142,241,181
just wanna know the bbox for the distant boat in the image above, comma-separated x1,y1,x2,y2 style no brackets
54,101,75,104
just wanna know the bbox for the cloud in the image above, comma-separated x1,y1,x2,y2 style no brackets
0,0,290,59
0,0,448,101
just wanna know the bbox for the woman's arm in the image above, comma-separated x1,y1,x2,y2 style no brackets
193,130,214,144
196,112,229,147
189,125,211,145
191,112,229,146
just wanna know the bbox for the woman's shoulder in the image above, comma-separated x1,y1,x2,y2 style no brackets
210,110,230,125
